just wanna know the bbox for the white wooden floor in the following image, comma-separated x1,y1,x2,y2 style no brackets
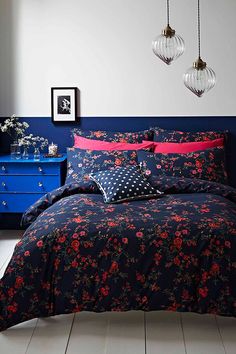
0,230,235,354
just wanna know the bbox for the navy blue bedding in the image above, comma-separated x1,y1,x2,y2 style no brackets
0,176,236,331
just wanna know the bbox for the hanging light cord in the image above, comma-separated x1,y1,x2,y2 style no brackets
167,0,170,25
198,0,201,58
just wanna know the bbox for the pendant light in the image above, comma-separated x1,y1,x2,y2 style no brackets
152,0,185,65
183,0,216,97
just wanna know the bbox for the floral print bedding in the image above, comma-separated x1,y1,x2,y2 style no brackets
138,147,228,184
153,127,227,142
66,148,138,184
72,128,153,143
1,176,236,331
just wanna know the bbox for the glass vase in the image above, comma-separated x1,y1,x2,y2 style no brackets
22,146,29,160
10,141,21,160
10,142,17,159
33,147,40,161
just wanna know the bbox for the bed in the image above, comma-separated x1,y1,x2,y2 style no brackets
0,127,236,331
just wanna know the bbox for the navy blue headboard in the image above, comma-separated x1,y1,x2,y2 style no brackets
0,116,236,186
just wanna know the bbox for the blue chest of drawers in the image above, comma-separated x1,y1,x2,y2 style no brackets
0,154,67,213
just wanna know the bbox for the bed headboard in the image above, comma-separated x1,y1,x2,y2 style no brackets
0,116,236,187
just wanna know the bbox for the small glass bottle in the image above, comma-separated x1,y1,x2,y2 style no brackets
22,146,29,159
33,147,40,161
15,144,21,160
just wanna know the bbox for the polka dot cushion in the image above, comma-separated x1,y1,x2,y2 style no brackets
89,166,163,204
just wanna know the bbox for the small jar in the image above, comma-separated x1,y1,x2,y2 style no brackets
48,142,58,156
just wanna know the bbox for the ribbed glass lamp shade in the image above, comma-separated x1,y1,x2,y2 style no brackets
152,28,185,65
183,59,216,97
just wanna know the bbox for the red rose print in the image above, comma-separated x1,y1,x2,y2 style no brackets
37,240,43,248
71,260,78,268
71,240,80,252
110,261,119,273
115,159,122,166
73,216,84,223
211,263,220,273
198,287,208,298
100,287,109,296
58,235,66,243
160,231,168,239
174,257,181,266
7,303,18,313
15,276,24,289
136,231,143,238
173,238,182,249
108,221,117,227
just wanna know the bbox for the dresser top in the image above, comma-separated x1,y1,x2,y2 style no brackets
0,154,67,163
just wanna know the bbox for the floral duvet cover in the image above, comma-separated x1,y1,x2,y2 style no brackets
0,176,236,331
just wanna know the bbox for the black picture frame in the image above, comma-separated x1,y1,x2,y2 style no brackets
51,87,78,123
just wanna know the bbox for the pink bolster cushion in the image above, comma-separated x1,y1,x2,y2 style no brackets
74,135,154,151
143,138,224,154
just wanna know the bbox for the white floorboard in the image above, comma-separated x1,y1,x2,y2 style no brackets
67,311,145,354
0,319,38,354
146,311,186,354
0,229,21,277
216,316,236,354
66,312,110,354
0,254,11,278
0,237,20,269
182,313,225,354
26,314,74,354
105,311,145,354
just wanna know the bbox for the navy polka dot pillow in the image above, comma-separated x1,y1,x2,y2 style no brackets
89,166,163,204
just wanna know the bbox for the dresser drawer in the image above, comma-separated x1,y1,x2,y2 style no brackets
0,162,60,175
0,194,44,213
0,175,60,193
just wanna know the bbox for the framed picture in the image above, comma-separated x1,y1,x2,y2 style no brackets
51,87,78,123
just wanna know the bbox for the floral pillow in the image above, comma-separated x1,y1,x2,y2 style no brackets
152,127,227,143
72,128,153,143
66,148,138,184
137,147,228,184
90,166,163,204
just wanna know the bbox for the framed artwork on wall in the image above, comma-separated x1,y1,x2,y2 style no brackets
51,87,78,123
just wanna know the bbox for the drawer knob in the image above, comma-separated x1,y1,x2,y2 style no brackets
38,166,43,173
1,166,6,171
2,201,7,206
38,182,43,187
1,182,6,188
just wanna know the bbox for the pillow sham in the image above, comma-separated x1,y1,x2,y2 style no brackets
152,127,227,143
72,129,153,143
89,166,163,204
138,147,228,184
66,148,138,184
147,138,224,154
74,135,154,151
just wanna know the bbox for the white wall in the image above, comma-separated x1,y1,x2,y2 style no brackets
0,0,235,117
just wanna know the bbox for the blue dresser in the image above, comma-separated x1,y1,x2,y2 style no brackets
0,154,67,213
